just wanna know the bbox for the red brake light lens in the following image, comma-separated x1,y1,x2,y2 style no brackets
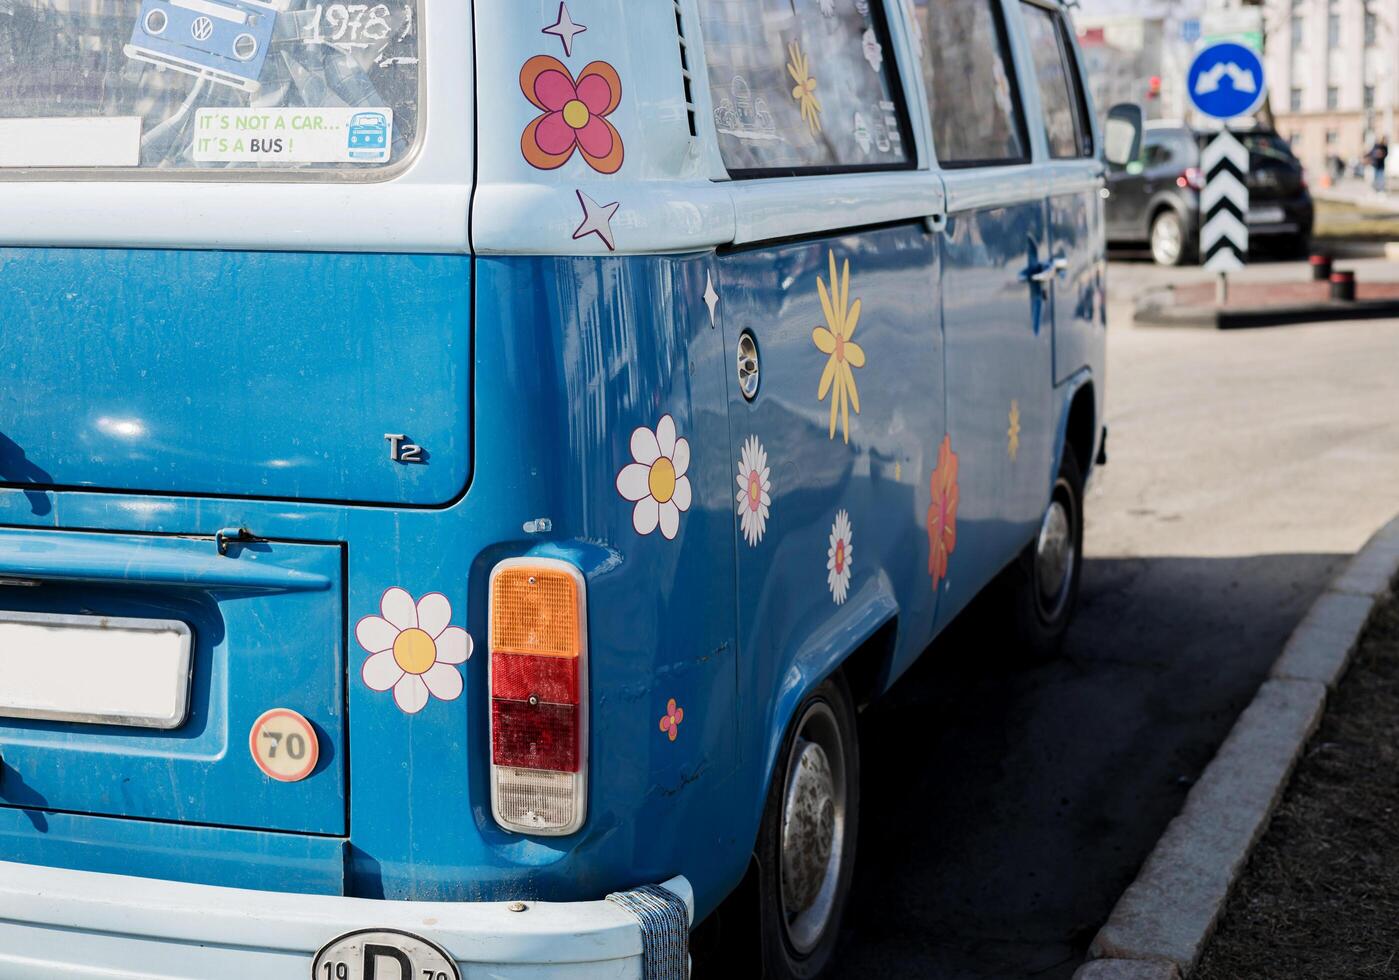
1178,167,1205,191
492,700,580,772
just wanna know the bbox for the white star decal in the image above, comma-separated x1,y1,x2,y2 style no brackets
704,272,719,326
542,2,587,57
572,190,620,251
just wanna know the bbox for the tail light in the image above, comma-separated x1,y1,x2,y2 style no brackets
488,557,587,835
1177,167,1205,191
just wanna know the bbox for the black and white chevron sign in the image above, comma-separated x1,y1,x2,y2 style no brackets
1200,130,1249,271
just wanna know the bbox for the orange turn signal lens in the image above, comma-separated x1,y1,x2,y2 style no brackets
489,565,581,658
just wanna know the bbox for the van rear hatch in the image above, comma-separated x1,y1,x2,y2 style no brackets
0,528,345,835
0,2,456,506
0,248,470,506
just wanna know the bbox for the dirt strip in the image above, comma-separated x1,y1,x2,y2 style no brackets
1193,593,1399,980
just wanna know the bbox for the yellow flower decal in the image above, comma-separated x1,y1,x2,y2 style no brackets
812,250,865,444
1008,400,1021,461
787,40,822,135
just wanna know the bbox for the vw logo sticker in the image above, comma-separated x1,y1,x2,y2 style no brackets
191,16,214,41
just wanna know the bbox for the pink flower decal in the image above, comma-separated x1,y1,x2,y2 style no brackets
659,698,685,741
520,54,624,174
356,588,473,715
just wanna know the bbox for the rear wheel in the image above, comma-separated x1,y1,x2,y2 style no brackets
1149,209,1191,267
756,675,859,979
996,446,1085,661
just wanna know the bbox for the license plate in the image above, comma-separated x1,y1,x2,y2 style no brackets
1248,206,1285,225
0,612,192,729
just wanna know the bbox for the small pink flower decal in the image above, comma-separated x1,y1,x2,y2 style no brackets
520,55,624,173
659,698,685,741
356,588,473,715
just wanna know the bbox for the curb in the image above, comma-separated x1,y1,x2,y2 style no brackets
1074,515,1399,980
1134,296,1399,330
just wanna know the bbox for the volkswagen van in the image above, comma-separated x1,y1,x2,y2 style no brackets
0,1,1122,977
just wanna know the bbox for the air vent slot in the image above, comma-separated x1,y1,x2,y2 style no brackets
674,0,698,138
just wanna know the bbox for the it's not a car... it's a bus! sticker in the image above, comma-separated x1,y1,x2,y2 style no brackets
193,107,393,164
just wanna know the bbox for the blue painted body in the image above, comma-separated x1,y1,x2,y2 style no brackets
0,0,1107,944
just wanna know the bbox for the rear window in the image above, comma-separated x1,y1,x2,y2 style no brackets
1241,132,1299,165
0,1,421,175
697,0,914,176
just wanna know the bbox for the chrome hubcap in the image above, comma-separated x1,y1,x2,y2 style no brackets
1035,487,1075,621
779,702,846,955
1152,215,1182,265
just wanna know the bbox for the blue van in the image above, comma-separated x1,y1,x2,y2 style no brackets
0,0,1128,977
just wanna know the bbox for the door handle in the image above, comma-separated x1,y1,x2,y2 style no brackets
924,212,948,234
1030,256,1068,283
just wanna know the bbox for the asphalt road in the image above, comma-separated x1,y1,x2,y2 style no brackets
830,255,1399,978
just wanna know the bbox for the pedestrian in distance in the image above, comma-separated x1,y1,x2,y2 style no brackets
1367,136,1389,194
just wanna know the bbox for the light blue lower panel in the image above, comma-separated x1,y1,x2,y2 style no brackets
0,807,345,895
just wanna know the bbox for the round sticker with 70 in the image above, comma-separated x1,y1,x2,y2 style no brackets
249,708,320,783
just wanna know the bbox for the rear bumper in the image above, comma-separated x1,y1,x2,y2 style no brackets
0,859,693,979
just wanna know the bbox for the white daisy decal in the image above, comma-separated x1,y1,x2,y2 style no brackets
827,510,854,605
356,588,473,714
616,413,692,540
735,434,772,546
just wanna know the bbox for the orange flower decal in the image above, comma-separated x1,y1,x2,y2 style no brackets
659,698,684,741
520,55,624,173
927,435,959,590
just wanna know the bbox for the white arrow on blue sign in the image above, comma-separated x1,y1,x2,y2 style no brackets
1187,42,1267,121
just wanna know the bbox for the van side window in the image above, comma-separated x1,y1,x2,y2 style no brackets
918,0,1029,168
698,0,914,176
1020,2,1094,159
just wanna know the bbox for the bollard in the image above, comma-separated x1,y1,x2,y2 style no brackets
1310,254,1333,281
1330,270,1357,301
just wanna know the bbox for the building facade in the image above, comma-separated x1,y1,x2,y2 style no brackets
1266,0,1399,178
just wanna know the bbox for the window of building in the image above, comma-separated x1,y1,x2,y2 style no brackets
1291,87,1304,112
1365,10,1378,47
0,0,422,175
698,0,914,176
1329,13,1341,48
1365,85,1376,109
1019,2,1093,160
1326,129,1339,145
1292,15,1304,50
1327,86,1340,109
921,0,1030,167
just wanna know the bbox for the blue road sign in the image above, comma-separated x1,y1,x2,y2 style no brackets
1187,42,1267,120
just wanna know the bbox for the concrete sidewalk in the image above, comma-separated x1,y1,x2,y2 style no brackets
1312,177,1399,213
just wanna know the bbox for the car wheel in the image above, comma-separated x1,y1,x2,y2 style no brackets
1149,210,1190,267
997,445,1085,661
756,675,860,979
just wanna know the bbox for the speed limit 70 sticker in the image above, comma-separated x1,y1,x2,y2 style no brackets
249,708,320,782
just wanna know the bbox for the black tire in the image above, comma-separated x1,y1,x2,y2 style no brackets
996,445,1085,661
755,674,860,979
1149,209,1193,267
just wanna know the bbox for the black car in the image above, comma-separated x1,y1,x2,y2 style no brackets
1105,122,1314,266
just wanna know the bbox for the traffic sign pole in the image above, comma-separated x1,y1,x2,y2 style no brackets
1187,41,1267,296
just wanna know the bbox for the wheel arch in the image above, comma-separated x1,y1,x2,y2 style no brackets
1054,372,1098,485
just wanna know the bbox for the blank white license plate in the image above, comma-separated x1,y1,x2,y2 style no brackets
1248,206,1285,225
0,612,192,729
